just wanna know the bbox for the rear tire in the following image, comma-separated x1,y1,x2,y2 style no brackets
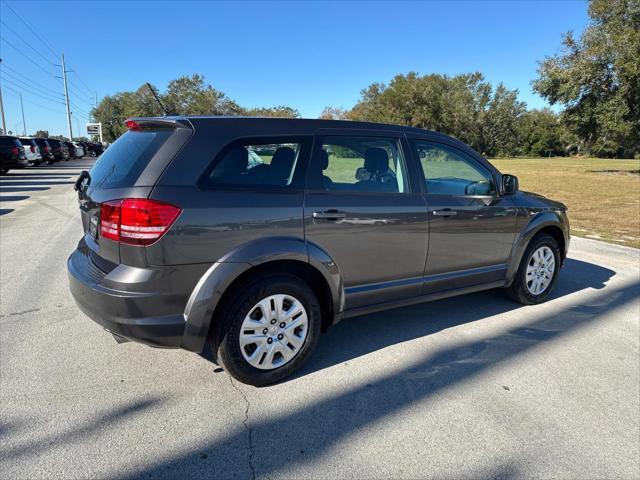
213,275,322,386
506,233,561,305
0,168,8,175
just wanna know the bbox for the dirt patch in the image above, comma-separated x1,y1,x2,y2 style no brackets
589,169,640,176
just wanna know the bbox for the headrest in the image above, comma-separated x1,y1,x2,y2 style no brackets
364,147,389,174
271,147,296,171
223,147,249,173
319,149,329,170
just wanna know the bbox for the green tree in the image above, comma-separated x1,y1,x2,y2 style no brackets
319,106,348,120
244,106,300,118
533,0,640,157
518,109,565,156
163,74,243,116
348,72,525,156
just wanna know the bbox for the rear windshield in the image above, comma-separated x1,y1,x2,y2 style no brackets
18,138,34,146
89,130,172,189
0,137,18,147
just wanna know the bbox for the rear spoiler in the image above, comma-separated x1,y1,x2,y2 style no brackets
124,117,193,131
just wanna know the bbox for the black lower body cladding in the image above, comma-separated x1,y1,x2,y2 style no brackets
67,237,210,348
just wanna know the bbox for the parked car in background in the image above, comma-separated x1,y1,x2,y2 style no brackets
47,139,70,162
68,116,570,386
32,138,55,164
18,137,43,166
73,142,85,158
64,141,83,159
77,141,89,156
0,135,27,174
85,142,104,156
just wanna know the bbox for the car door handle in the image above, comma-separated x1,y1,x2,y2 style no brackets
432,209,457,217
313,210,347,220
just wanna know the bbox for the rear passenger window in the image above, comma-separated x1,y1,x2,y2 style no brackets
318,136,408,193
204,141,304,188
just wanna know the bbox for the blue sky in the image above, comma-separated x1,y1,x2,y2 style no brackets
0,0,589,137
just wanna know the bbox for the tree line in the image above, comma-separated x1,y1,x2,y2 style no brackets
92,0,638,158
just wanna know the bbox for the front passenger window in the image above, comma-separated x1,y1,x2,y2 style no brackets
414,142,495,196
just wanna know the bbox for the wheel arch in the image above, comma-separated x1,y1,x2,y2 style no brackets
506,211,569,287
181,237,344,353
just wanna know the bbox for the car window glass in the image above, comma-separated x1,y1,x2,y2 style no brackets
319,136,408,193
414,142,495,195
205,141,302,188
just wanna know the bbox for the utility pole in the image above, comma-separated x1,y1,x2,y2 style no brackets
19,92,26,135
0,58,7,135
60,54,73,140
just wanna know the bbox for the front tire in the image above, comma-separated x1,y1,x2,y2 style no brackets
214,275,322,386
506,233,561,305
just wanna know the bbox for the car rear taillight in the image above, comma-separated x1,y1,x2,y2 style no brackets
100,199,181,246
30,145,36,153
43,146,49,153
11,146,19,155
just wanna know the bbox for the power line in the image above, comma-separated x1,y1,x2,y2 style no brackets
2,77,66,105
2,0,59,59
0,20,57,65
1,67,64,101
4,85,66,115
0,64,63,97
69,101,91,117
0,36,60,80
67,81,95,103
70,70,96,97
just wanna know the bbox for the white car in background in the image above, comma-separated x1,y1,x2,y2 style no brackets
18,137,42,166
71,142,85,158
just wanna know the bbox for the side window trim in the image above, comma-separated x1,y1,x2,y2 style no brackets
197,135,313,191
410,138,497,196
306,133,415,195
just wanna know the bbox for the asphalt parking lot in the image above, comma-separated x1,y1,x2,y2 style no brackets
1,158,639,479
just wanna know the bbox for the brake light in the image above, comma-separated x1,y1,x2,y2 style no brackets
43,146,49,153
11,146,19,155
30,145,36,153
125,120,141,130
100,199,181,246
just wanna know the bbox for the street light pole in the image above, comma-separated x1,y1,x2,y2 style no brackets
19,92,26,136
0,58,7,135
61,54,73,140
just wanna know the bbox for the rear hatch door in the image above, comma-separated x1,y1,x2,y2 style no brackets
76,119,192,267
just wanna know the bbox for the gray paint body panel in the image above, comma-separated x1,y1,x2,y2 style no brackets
67,116,570,354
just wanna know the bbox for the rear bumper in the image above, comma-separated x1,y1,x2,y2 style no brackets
67,246,186,348
1,159,21,169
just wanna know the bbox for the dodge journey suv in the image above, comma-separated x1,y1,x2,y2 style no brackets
68,117,570,386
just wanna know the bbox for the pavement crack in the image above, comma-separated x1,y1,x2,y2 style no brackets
0,308,41,319
228,375,256,480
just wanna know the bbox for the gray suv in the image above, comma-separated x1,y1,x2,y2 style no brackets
68,117,570,386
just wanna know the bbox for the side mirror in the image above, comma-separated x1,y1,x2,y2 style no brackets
502,174,519,195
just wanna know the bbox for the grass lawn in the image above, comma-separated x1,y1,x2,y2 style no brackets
490,157,640,249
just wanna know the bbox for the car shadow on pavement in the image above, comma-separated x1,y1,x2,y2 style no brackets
0,208,14,216
0,180,75,186
301,258,615,378
125,264,636,479
0,187,50,193
0,398,165,464
0,196,29,202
